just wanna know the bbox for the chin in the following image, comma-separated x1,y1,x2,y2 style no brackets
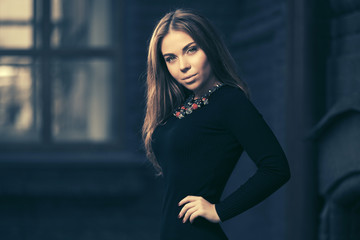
183,81,202,92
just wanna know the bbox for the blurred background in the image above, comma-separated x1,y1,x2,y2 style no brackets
0,0,359,239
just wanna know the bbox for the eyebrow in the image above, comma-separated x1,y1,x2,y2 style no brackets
162,41,196,57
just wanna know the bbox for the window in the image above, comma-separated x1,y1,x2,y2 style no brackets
0,0,123,147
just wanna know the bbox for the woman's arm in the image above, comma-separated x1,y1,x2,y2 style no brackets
214,88,291,222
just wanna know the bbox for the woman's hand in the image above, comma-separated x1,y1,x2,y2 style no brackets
178,195,221,224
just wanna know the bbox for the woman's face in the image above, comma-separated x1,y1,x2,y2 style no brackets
161,30,217,98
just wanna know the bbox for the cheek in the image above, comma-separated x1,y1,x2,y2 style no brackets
204,60,212,75
198,60,211,78
166,64,178,79
196,53,210,72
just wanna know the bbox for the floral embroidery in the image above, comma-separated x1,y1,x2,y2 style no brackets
173,83,223,119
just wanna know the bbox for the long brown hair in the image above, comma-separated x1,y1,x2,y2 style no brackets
142,9,249,175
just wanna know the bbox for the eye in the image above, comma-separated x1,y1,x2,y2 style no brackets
165,55,176,63
187,46,198,54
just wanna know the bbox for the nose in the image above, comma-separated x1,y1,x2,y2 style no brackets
179,57,190,73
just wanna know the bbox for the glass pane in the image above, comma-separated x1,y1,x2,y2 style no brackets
0,0,33,48
0,26,33,48
51,0,113,48
0,0,33,21
0,57,40,141
53,59,113,142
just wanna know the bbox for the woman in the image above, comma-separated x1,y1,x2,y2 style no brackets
142,9,291,240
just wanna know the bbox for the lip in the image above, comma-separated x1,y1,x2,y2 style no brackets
182,73,197,81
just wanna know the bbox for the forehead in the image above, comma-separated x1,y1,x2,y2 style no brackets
161,30,195,54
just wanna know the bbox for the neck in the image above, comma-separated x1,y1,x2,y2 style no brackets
194,78,220,99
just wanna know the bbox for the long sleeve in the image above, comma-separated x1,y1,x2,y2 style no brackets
214,88,291,222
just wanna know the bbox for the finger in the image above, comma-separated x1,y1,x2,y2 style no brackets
178,202,197,218
178,195,198,206
189,211,201,223
183,206,198,223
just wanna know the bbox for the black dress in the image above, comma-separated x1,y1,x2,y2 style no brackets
152,85,290,240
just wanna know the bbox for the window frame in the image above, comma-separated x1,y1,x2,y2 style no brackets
0,0,125,152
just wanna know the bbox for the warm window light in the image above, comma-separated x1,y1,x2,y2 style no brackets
0,78,12,87
0,66,17,77
0,66,17,88
0,0,33,48
0,0,32,21
0,64,33,132
0,66,31,89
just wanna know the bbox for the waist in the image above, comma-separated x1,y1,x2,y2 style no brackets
160,217,228,240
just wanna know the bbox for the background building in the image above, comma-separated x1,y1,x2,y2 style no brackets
0,0,359,239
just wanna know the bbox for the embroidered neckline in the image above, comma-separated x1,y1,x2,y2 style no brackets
173,83,224,119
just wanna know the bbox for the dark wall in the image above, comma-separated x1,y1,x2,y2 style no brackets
315,1,360,239
286,0,360,239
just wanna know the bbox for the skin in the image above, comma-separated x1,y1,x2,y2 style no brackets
161,30,220,99
178,196,220,224
161,30,221,224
